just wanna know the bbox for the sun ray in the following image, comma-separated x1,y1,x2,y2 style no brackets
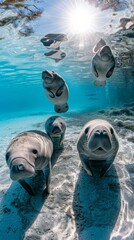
61,0,100,34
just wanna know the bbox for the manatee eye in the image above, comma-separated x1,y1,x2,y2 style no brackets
6,152,10,161
110,128,114,134
85,127,89,134
32,149,38,155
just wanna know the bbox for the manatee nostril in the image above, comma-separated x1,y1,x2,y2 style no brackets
12,164,25,172
102,130,107,135
18,164,25,171
95,130,100,135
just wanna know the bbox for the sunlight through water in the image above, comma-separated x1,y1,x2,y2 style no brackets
64,0,99,34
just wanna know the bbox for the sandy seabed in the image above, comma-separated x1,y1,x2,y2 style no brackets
0,108,134,240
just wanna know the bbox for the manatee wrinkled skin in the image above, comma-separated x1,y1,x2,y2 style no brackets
77,119,119,177
5,130,53,195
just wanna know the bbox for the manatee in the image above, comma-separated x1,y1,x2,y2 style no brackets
42,70,69,113
40,33,67,49
5,130,53,195
92,39,115,86
45,116,66,150
77,119,119,177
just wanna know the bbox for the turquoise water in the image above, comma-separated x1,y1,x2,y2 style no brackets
0,0,134,120
0,1,134,239
0,35,134,120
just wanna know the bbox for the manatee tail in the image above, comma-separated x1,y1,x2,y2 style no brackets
93,38,106,53
54,103,69,113
94,80,106,86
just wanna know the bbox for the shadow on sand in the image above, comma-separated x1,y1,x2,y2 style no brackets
73,165,121,240
0,149,62,240
0,171,49,240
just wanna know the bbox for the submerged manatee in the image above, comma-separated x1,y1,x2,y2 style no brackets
45,116,66,150
92,39,115,86
5,130,53,195
93,38,106,53
40,33,67,49
77,119,119,177
42,70,69,113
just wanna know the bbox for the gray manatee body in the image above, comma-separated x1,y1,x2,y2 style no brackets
40,33,67,49
93,38,106,53
45,116,66,150
42,70,69,113
5,130,53,195
44,49,66,62
92,39,115,86
77,119,119,177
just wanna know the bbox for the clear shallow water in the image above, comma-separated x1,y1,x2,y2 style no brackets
0,34,134,120
0,0,134,239
0,0,134,120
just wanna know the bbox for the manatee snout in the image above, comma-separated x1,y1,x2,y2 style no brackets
42,70,54,83
88,128,112,152
52,126,61,134
10,157,35,181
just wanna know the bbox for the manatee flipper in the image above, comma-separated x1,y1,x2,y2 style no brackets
56,83,65,97
59,132,65,147
106,64,115,78
94,80,106,86
44,160,51,194
92,63,99,78
44,50,57,57
54,102,69,113
44,87,55,98
79,154,93,176
19,179,34,196
100,159,114,177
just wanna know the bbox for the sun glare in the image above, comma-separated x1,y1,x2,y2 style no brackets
65,1,99,34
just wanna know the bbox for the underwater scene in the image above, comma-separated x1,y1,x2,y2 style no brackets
0,0,134,239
